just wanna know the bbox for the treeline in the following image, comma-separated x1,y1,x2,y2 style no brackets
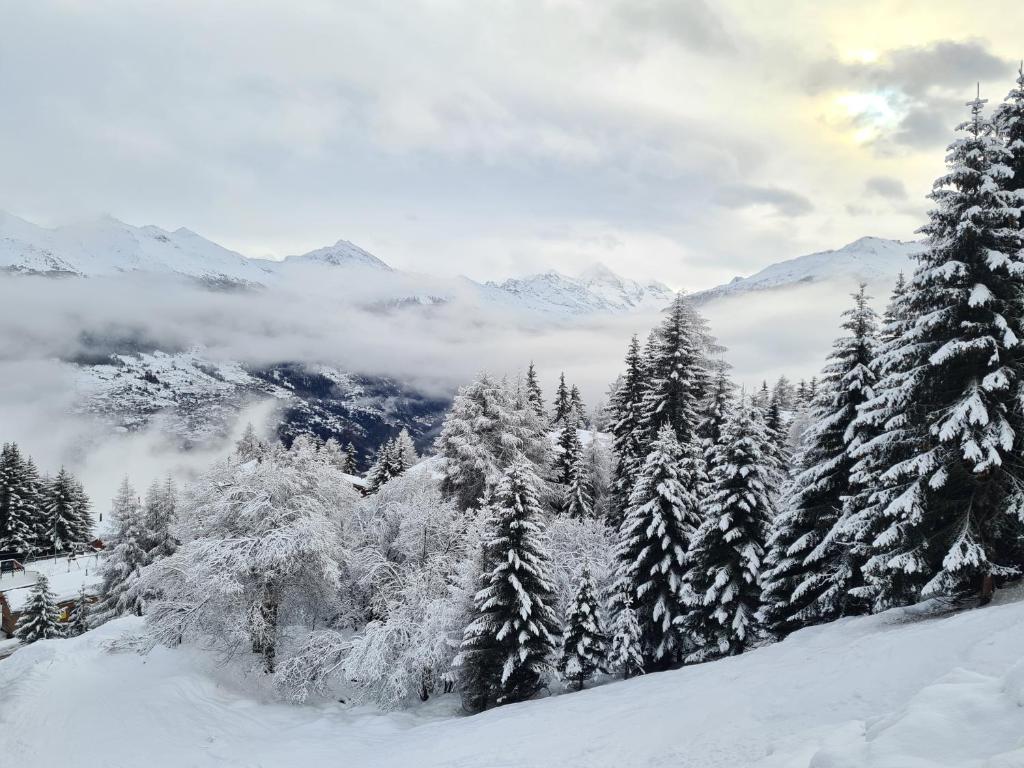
0,442,92,558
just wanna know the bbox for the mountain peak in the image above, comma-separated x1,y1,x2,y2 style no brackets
284,239,391,271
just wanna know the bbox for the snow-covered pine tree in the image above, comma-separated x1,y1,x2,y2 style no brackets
393,428,419,471
557,566,607,690
343,442,359,474
68,586,92,637
563,448,594,520
607,588,644,678
683,401,775,661
696,362,736,462
42,468,89,552
551,372,572,427
94,477,149,621
616,424,701,669
609,335,648,525
14,574,64,643
994,63,1024,195
586,433,614,521
20,457,46,556
0,443,34,556
569,385,587,429
436,372,550,510
760,286,878,634
842,273,915,609
457,462,559,711
141,478,178,562
554,420,582,487
858,93,1024,606
525,361,546,419
640,293,713,447
365,437,400,493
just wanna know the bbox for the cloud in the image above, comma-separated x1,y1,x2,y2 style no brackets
864,176,908,200
807,39,1014,149
613,0,737,55
715,185,814,217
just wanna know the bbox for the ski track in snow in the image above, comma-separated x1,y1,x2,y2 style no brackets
4,588,1024,767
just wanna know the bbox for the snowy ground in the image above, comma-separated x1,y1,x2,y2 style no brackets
4,588,1024,767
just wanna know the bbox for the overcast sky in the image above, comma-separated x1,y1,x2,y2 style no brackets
2,1,1023,287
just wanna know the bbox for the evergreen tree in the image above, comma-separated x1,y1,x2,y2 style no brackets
557,566,607,690
15,574,64,643
609,336,648,524
343,442,359,474
640,293,713,446
608,589,645,678
553,421,581,487
563,448,594,519
684,402,775,661
43,468,89,552
68,586,92,637
141,478,178,562
525,361,546,419
94,478,149,621
994,63,1024,195
457,462,559,711
21,457,46,555
436,372,550,510
859,93,1024,607
551,373,572,427
0,443,34,556
761,286,878,634
319,438,349,471
696,362,736,461
393,428,419,472
616,424,701,669
365,437,401,493
569,385,586,429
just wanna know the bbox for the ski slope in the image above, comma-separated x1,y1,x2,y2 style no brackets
4,586,1024,767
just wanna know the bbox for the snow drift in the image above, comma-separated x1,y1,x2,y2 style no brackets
3,587,1024,767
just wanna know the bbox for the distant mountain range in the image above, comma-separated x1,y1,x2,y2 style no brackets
0,212,671,315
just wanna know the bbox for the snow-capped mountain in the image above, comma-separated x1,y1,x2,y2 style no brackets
691,236,923,304
485,264,674,315
0,211,668,316
282,239,391,271
0,211,277,286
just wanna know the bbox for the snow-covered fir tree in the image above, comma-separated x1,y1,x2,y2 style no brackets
557,566,607,690
141,478,178,562
319,438,349,471
435,372,550,510
15,575,64,643
365,436,404,493
586,434,614,521
696,362,736,462
525,361,546,419
554,420,582,488
569,385,587,429
0,442,35,555
43,467,91,552
607,588,645,678
857,93,1024,608
684,402,776,661
551,372,572,427
616,424,701,669
457,462,560,712
563,447,594,520
94,477,149,621
640,293,713,446
609,335,648,524
761,286,878,634
393,428,419,471
994,63,1024,195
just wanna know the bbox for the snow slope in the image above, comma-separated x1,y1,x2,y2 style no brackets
692,237,924,304
4,588,1024,767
